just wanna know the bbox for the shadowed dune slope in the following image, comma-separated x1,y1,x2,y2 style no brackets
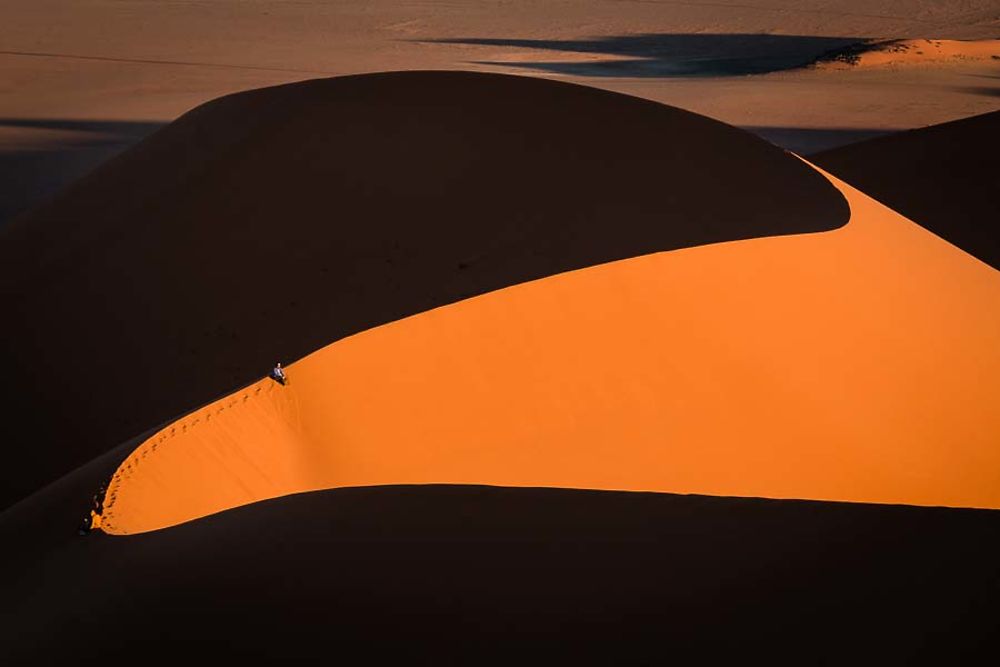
4,485,1000,663
0,72,848,508
99,166,1000,535
812,109,1000,270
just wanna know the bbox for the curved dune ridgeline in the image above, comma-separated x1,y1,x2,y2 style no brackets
100,165,1000,535
0,72,848,508
813,109,1000,271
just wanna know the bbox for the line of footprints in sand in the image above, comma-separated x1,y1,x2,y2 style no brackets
96,382,277,533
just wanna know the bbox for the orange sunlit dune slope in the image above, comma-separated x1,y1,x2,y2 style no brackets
101,165,1000,534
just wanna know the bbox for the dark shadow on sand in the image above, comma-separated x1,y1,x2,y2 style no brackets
3,485,999,662
0,119,163,225
745,126,897,154
957,85,1000,98
423,33,863,77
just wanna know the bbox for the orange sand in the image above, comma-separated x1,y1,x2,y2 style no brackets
101,165,1000,534
819,39,1000,69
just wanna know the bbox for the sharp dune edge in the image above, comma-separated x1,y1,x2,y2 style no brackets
100,162,1000,535
812,109,1000,270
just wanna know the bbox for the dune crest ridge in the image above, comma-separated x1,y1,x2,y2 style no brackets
99,162,1000,535
812,109,1000,270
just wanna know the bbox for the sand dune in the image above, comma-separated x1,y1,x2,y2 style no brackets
0,72,847,509
813,109,1000,270
4,1,1000,221
2,70,999,662
97,162,1000,535
817,38,1000,68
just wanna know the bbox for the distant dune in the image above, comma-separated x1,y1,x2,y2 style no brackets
816,38,1000,69
0,71,847,509
813,110,1000,269
6,1,1000,222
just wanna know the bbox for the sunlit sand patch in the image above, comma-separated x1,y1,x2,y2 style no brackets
816,38,1000,69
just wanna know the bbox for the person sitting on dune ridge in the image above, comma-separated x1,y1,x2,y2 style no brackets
270,362,287,386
